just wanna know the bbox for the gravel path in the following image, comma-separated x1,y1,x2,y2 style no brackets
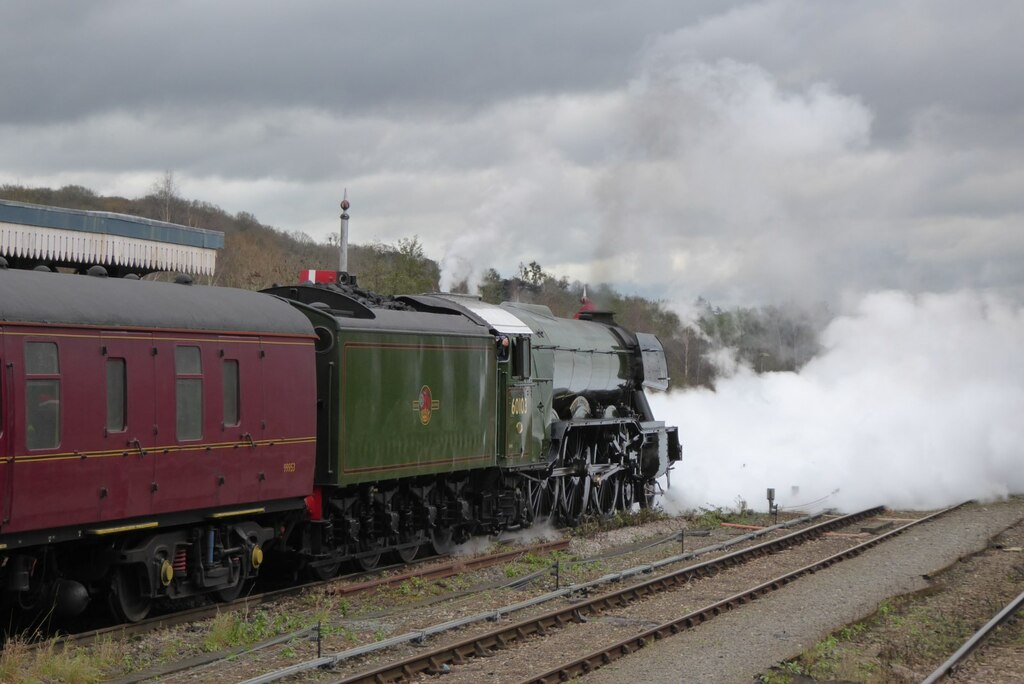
583,499,1024,683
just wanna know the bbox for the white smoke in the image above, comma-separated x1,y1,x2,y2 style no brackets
654,290,1024,513
451,522,563,558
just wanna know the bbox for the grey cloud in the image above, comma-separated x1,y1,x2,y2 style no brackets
1,0,1023,310
649,0,1024,142
0,0,733,124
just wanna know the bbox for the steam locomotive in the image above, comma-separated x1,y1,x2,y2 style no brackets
0,263,680,623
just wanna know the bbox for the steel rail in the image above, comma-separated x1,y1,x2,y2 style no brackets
325,539,569,597
524,502,967,684
325,506,886,684
921,587,1024,684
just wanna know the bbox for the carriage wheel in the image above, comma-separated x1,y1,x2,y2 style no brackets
107,564,152,623
215,570,250,603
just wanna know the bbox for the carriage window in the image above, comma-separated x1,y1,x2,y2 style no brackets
106,358,126,432
223,360,239,426
26,342,59,374
25,342,60,450
175,346,203,440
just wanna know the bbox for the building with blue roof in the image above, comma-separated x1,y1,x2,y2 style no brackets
0,199,224,276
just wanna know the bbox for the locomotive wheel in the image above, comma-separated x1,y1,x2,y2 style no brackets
430,527,455,555
557,441,594,525
356,543,383,571
308,560,342,581
556,474,589,526
526,478,554,525
620,478,637,511
394,541,420,564
591,472,620,518
107,564,152,623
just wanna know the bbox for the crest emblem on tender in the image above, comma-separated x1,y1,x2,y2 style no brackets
414,385,441,425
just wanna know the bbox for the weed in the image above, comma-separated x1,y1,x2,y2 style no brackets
760,659,804,683
571,507,670,537
202,607,303,653
503,550,565,579
799,634,839,677
759,671,789,684
0,636,130,684
397,576,428,596
0,638,31,682
322,623,359,642
858,660,881,676
837,622,866,641
691,506,726,529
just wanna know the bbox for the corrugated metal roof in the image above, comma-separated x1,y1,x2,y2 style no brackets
0,267,312,335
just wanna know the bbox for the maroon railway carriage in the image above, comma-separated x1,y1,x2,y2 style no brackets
0,266,317,621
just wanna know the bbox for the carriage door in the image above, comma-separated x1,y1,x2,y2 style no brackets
505,336,541,466
0,327,10,528
100,332,156,519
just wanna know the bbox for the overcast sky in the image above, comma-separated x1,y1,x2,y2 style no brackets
2,0,1022,309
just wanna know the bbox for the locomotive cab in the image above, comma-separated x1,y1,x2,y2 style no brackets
498,332,547,467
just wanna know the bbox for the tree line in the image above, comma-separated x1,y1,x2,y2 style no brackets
0,181,830,389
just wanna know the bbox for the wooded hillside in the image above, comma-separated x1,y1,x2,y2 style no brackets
0,181,830,389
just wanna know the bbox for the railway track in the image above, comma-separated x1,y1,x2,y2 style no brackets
921,588,1024,683
522,503,966,684
237,506,882,684
51,538,569,652
119,511,820,683
307,505,968,684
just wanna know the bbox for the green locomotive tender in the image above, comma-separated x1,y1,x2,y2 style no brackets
266,281,681,576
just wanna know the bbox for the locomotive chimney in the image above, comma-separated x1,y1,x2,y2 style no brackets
339,190,350,273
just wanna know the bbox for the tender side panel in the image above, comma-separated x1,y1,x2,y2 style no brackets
335,331,497,484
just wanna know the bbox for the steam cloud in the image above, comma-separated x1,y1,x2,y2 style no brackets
654,290,1024,513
